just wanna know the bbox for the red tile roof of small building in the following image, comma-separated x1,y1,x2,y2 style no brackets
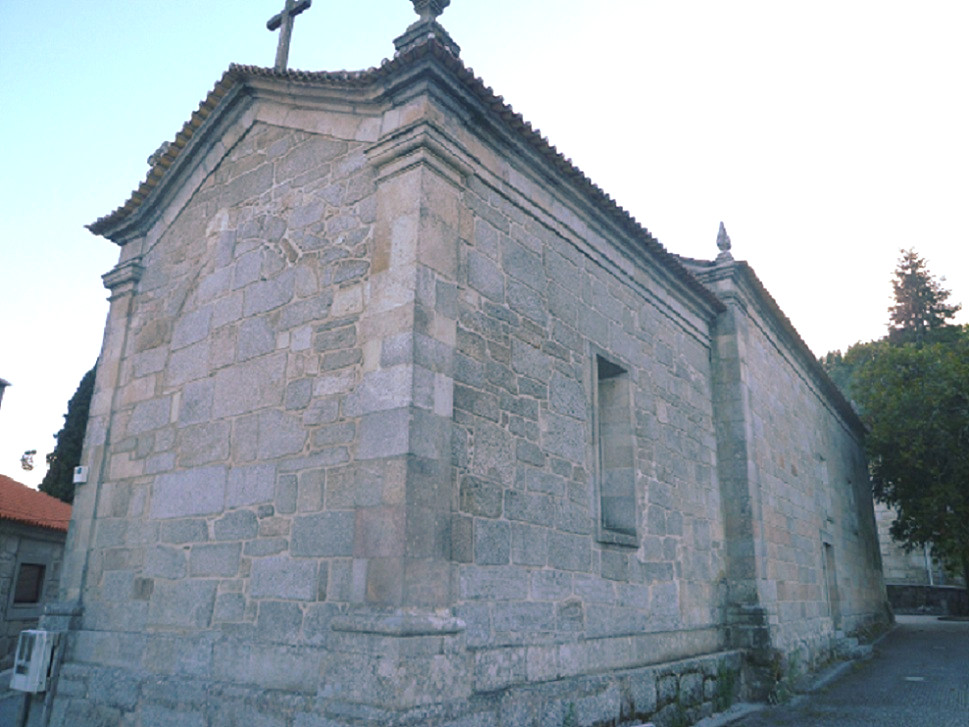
0,475,72,533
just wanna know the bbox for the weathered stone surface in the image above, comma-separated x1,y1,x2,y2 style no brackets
356,408,410,460
150,467,226,519
212,353,287,418
250,555,318,600
178,378,214,425
257,409,307,459
53,39,887,727
473,519,509,565
188,542,241,577
127,397,172,435
147,580,217,628
291,512,354,557
225,464,276,507
145,545,186,580
159,518,208,544
176,421,230,466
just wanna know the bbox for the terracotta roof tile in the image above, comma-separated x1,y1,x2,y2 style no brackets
0,475,72,533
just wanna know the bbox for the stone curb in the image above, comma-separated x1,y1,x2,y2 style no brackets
694,702,766,726
801,620,897,696
706,622,899,725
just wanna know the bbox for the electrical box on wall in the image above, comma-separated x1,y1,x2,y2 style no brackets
10,629,60,693
72,466,88,484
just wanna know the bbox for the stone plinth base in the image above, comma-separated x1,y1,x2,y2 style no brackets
321,610,471,711
41,641,745,727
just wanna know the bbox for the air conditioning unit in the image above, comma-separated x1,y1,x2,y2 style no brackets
10,630,59,693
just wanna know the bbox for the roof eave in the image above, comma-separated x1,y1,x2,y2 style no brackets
693,259,865,434
87,69,245,243
85,38,725,316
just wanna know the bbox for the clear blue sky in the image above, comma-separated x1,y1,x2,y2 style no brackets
2,0,967,486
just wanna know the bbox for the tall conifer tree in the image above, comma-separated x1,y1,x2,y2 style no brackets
40,364,96,504
889,248,960,344
822,251,968,592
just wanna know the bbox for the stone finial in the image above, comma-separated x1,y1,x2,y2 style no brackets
412,0,450,23
716,221,734,262
395,0,460,56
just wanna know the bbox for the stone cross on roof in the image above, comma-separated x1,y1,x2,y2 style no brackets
267,0,312,72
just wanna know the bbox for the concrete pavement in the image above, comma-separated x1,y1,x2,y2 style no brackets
729,615,969,727
0,667,26,726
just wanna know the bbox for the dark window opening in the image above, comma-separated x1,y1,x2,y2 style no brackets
13,563,45,604
595,354,637,542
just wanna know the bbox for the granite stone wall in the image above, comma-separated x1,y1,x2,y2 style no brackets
742,296,885,657
696,262,888,681
34,44,887,726
448,165,729,694
40,104,741,725
40,118,381,725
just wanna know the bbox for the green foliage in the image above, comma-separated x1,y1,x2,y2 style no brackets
714,664,737,712
820,250,967,587
888,248,961,345
820,339,885,407
853,334,969,587
40,364,96,504
668,683,689,727
766,650,800,705
823,250,961,403
561,702,577,727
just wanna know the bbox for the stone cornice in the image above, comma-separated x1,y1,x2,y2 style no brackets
84,38,726,322
690,259,864,436
101,257,145,297
369,49,727,322
89,81,250,245
366,119,473,187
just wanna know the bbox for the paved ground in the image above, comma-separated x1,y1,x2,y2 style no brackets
729,615,969,727
0,668,25,726
1,616,965,726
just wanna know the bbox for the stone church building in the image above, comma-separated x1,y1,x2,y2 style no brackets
32,4,888,726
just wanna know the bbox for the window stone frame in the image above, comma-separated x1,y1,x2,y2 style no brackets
591,346,639,548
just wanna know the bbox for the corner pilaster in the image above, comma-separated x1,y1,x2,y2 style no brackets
321,118,472,712
705,262,777,697
57,256,144,605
